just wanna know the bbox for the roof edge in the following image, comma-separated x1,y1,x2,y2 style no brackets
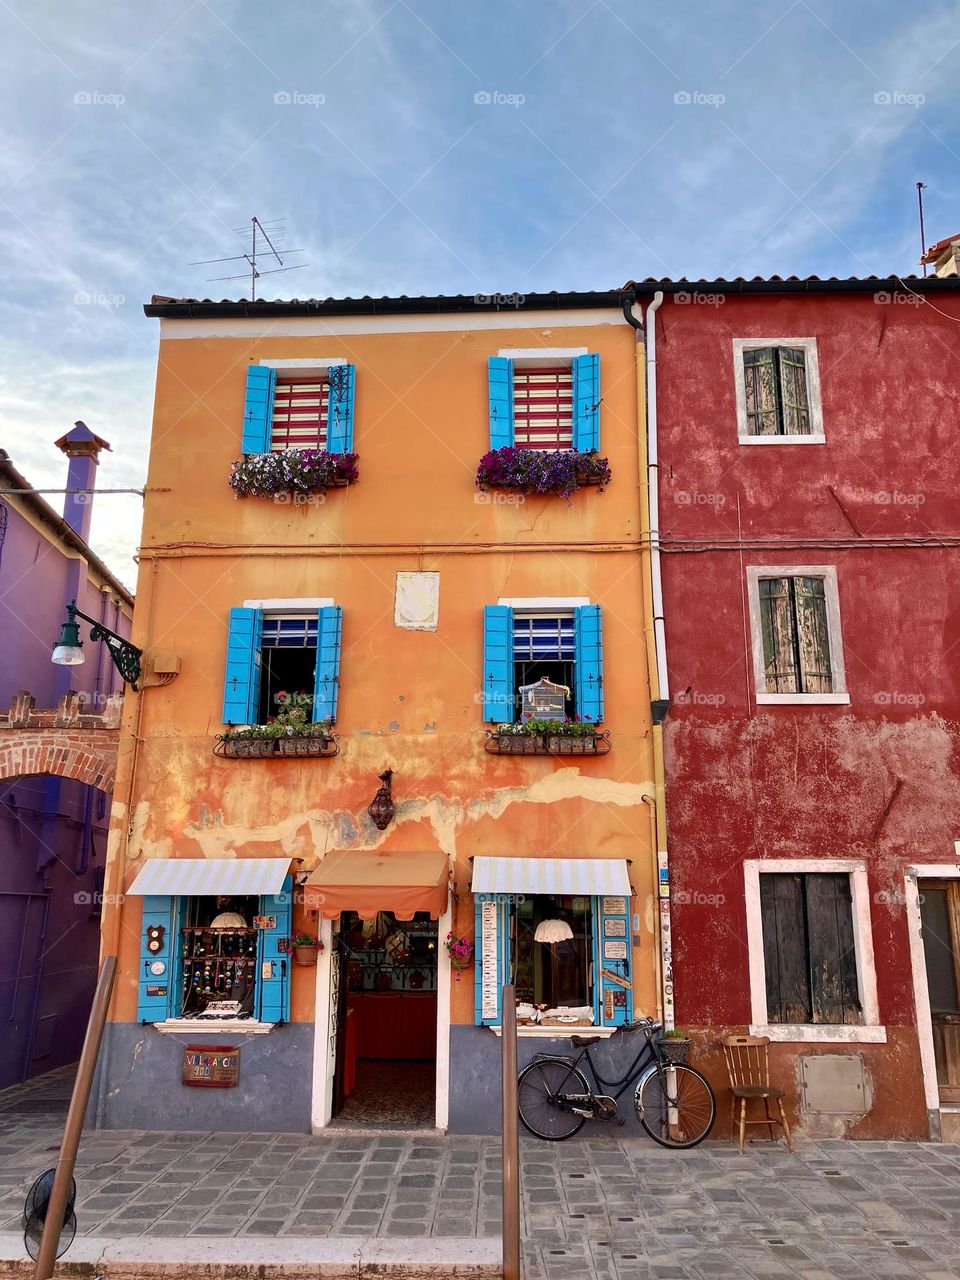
144,289,633,319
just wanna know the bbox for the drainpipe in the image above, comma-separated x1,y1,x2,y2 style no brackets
644,292,674,1031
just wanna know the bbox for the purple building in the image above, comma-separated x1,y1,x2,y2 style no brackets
0,426,134,1090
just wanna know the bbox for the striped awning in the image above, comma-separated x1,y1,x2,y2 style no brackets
471,857,630,897
126,858,292,897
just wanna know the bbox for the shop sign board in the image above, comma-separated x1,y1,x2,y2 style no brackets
182,1044,240,1088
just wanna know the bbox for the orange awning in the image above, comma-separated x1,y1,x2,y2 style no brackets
303,850,449,920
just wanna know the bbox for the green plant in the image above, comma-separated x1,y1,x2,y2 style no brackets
662,1028,689,1039
291,932,322,949
497,718,598,737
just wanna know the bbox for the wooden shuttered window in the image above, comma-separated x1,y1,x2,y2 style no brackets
513,367,574,449
270,377,329,450
759,576,833,694
742,346,810,436
760,873,861,1025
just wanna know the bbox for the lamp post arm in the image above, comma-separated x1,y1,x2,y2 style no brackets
67,601,143,690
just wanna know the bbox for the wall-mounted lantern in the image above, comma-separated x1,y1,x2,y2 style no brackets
367,769,395,831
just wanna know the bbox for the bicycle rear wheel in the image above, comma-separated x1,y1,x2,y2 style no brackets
518,1058,589,1141
635,1063,716,1148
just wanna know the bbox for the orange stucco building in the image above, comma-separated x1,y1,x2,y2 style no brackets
91,289,663,1134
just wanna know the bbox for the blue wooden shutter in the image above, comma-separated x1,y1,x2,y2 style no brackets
222,607,263,725
138,895,173,1023
475,897,510,1026
487,357,514,449
257,879,293,1024
572,353,600,452
574,604,604,724
483,604,513,723
326,364,356,453
596,895,633,1026
313,605,342,723
242,366,276,454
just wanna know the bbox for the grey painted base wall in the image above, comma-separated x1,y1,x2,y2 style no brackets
90,1022,314,1133
447,1024,651,1137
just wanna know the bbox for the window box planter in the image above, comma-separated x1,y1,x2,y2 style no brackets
476,447,611,498
229,449,359,500
215,732,339,760
485,728,610,757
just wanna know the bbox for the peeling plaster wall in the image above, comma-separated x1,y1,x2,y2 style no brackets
654,289,960,1140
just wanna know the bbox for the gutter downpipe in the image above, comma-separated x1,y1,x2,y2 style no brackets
623,294,667,1028
645,291,674,1031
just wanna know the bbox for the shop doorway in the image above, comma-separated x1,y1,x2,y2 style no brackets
919,880,960,1102
330,911,438,1129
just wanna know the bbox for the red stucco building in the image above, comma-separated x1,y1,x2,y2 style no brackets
636,273,960,1141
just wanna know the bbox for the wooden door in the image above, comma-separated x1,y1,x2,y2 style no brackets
919,882,960,1102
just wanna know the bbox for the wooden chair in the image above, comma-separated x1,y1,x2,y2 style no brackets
721,1034,792,1154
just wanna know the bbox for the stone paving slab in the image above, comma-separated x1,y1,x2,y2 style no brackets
2,1069,960,1278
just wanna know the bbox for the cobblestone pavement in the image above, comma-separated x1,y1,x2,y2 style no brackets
2,1069,960,1279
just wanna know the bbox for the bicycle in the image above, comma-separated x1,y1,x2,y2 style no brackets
517,1017,716,1146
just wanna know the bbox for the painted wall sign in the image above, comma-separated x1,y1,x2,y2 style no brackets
253,915,277,930
481,900,498,1022
603,918,626,937
182,1044,240,1088
145,985,167,998
604,990,614,1021
600,964,631,987
603,940,628,960
602,896,626,915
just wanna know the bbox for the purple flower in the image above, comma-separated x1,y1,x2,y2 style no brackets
476,447,611,497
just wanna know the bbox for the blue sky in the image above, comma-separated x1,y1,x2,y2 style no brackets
1,0,958,587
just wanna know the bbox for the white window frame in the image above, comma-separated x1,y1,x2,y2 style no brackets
733,338,825,444
257,357,347,373
746,565,849,705
497,347,587,368
744,859,884,1043
243,598,334,612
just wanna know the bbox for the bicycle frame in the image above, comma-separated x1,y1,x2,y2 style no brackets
534,1027,667,1108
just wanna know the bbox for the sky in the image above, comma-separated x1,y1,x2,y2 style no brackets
1,0,958,591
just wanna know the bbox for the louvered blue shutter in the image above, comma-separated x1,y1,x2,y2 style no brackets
138,895,173,1023
326,364,356,453
313,605,342,723
572,353,600,452
242,366,276,454
487,357,514,449
257,879,293,1025
475,897,509,1026
222,607,263,725
483,604,513,723
574,604,604,724
597,896,633,1026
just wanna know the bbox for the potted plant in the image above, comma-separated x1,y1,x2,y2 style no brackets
229,448,359,500
476,446,611,498
445,931,473,982
658,1027,691,1064
217,724,279,758
288,932,324,966
268,697,334,756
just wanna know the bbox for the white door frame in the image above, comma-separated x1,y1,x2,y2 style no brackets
310,903,451,1132
904,861,960,1117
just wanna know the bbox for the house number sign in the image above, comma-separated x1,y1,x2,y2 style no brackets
480,900,499,1022
182,1044,240,1088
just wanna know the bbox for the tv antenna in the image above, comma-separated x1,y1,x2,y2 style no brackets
189,217,307,300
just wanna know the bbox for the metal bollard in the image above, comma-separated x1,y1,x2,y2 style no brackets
501,983,521,1280
33,955,117,1280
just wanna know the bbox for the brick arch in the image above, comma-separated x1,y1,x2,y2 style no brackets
0,691,122,792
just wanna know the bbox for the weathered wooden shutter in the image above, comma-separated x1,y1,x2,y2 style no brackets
793,577,832,693
758,578,799,693
474,896,509,1025
483,604,514,723
326,364,356,454
258,878,293,1024
759,873,811,1023
137,896,173,1023
574,604,604,723
742,347,779,436
487,357,514,449
572,353,600,452
222,607,263,725
777,347,810,435
313,605,343,723
805,873,860,1025
242,366,276,454
597,895,633,1025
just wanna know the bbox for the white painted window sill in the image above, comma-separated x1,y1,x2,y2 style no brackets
153,1019,276,1035
486,1025,618,1038
751,1023,887,1044
738,434,826,446
755,692,851,706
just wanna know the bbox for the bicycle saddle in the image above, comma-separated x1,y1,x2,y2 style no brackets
570,1034,601,1047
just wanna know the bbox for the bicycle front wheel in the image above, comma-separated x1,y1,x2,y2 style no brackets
518,1058,589,1141
635,1063,716,1148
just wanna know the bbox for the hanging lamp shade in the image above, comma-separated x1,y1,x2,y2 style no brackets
534,918,573,944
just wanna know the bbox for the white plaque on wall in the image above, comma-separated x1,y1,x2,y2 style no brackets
603,918,626,937
604,940,628,961
602,896,627,915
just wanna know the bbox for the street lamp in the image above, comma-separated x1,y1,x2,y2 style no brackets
52,600,143,690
